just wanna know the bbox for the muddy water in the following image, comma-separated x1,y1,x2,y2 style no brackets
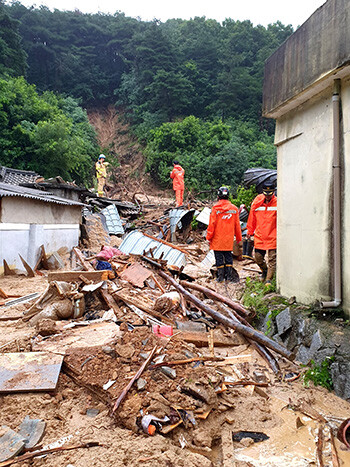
233,387,350,466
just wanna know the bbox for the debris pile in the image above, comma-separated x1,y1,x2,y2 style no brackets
1,200,350,466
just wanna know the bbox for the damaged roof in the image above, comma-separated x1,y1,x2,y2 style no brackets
119,230,186,268
0,182,86,207
0,166,41,185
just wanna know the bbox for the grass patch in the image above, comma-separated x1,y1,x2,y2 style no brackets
242,277,274,318
302,356,335,391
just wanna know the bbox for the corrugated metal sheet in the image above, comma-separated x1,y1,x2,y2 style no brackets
0,182,85,207
169,209,189,234
119,230,186,268
200,250,215,269
196,207,211,226
101,204,125,235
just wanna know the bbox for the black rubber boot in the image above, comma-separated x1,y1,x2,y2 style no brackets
216,266,225,282
261,268,268,282
225,265,240,283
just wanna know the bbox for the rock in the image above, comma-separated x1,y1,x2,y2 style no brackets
102,345,117,358
313,348,336,365
181,383,217,406
260,311,276,337
295,345,311,365
86,408,99,417
331,362,350,400
275,307,292,335
136,378,147,391
308,330,325,359
115,344,135,359
240,437,255,447
36,319,58,336
160,366,177,379
176,320,207,333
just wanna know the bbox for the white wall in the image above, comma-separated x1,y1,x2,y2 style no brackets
0,197,82,224
276,86,334,305
0,223,80,273
341,76,350,314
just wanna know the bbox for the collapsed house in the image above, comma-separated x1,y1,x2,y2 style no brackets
0,181,84,273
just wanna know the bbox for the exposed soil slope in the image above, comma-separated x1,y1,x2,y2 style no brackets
88,107,169,201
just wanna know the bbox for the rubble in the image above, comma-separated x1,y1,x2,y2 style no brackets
1,195,350,466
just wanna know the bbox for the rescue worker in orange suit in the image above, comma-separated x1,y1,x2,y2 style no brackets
170,161,185,207
247,182,277,286
95,154,108,197
206,186,242,283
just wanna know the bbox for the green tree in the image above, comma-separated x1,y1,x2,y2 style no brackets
0,76,99,183
0,5,27,77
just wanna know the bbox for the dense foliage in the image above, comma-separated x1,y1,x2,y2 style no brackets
145,116,276,193
0,76,99,183
1,2,293,188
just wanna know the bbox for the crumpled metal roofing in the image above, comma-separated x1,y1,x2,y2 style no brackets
0,182,86,207
101,204,125,235
195,207,211,226
119,230,186,268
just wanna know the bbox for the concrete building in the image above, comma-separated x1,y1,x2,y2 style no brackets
0,182,84,273
262,0,350,313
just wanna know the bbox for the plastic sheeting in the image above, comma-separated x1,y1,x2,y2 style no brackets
243,168,277,194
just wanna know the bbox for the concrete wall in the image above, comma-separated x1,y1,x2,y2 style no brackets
263,0,350,117
0,223,80,272
276,78,350,314
0,197,82,224
341,76,350,314
0,197,82,273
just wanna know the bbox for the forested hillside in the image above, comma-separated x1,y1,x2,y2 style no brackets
0,1,293,191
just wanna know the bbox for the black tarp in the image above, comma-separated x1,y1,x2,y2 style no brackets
243,168,277,194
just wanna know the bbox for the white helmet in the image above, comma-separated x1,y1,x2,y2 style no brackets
99,154,106,159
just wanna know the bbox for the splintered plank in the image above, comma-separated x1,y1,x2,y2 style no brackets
0,352,63,393
47,271,108,282
173,331,246,347
18,255,35,277
34,245,49,271
72,248,94,271
3,261,15,276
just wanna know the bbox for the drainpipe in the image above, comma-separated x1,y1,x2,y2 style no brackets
321,79,342,308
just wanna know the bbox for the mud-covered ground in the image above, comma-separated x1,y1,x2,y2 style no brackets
2,271,350,466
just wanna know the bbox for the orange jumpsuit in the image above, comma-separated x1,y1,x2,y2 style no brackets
247,194,277,249
206,199,242,251
170,164,185,207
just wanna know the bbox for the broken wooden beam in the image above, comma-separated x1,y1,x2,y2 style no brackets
3,260,15,276
0,288,8,299
100,289,122,316
159,270,294,360
113,290,173,325
150,355,224,369
218,303,280,374
142,232,189,255
173,331,245,347
0,442,101,467
19,255,35,277
34,245,50,271
72,247,94,271
47,271,108,282
112,345,157,413
180,281,251,318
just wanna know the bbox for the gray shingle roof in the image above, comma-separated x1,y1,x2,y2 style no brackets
0,166,41,185
0,182,85,207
